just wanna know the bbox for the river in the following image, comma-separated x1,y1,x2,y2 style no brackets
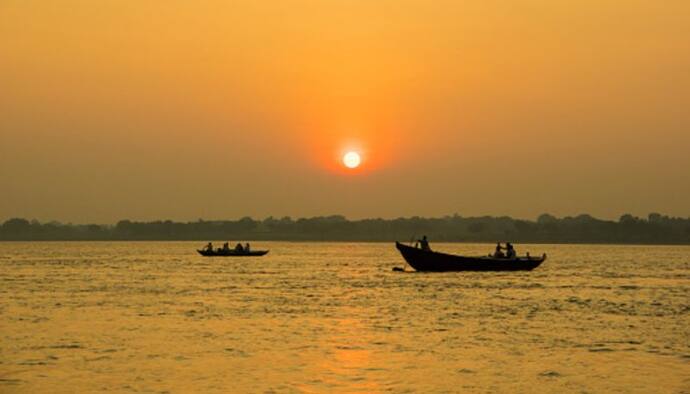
1,242,688,392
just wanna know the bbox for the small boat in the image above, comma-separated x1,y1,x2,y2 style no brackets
395,242,545,272
197,249,269,257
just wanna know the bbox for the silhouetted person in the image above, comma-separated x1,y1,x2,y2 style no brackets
494,242,504,258
418,235,431,251
205,242,213,252
222,242,230,252
506,242,516,258
235,243,244,252
245,243,250,252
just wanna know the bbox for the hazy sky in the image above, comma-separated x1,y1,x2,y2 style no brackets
1,0,689,223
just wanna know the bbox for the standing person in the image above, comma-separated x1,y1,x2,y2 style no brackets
205,242,213,252
418,235,431,251
245,243,250,252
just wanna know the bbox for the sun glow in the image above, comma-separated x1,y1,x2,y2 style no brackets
343,151,361,169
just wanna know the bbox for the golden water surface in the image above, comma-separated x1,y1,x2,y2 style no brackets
1,242,688,393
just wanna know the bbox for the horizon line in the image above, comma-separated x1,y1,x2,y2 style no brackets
3,212,688,226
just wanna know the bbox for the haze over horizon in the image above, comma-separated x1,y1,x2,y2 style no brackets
2,1,689,224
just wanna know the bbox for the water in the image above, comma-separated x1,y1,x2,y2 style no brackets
0,242,688,393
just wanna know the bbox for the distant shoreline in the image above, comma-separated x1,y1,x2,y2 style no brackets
2,214,688,244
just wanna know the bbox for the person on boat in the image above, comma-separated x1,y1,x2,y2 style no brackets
205,242,213,252
222,242,230,252
235,243,244,252
418,235,431,251
494,242,505,258
245,243,250,252
505,242,516,258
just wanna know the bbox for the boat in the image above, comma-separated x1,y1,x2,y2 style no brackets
197,249,269,257
395,242,545,272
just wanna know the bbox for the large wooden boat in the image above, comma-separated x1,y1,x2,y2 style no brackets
197,249,269,257
395,242,545,272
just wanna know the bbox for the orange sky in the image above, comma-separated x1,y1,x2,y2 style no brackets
1,0,689,222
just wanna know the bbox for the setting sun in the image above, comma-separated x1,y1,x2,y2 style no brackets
343,152,361,169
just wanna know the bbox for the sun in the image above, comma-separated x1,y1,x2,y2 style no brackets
343,151,361,169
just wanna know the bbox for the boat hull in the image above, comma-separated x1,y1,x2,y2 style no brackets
395,242,545,272
197,249,269,257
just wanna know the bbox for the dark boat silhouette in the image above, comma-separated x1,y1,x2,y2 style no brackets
197,249,269,257
395,242,545,272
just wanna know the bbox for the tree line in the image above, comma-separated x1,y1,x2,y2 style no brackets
1,213,689,244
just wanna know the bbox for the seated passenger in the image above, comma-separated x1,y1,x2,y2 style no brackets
205,242,213,251
235,243,244,252
222,242,230,251
494,242,505,258
245,243,250,252
505,242,516,258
